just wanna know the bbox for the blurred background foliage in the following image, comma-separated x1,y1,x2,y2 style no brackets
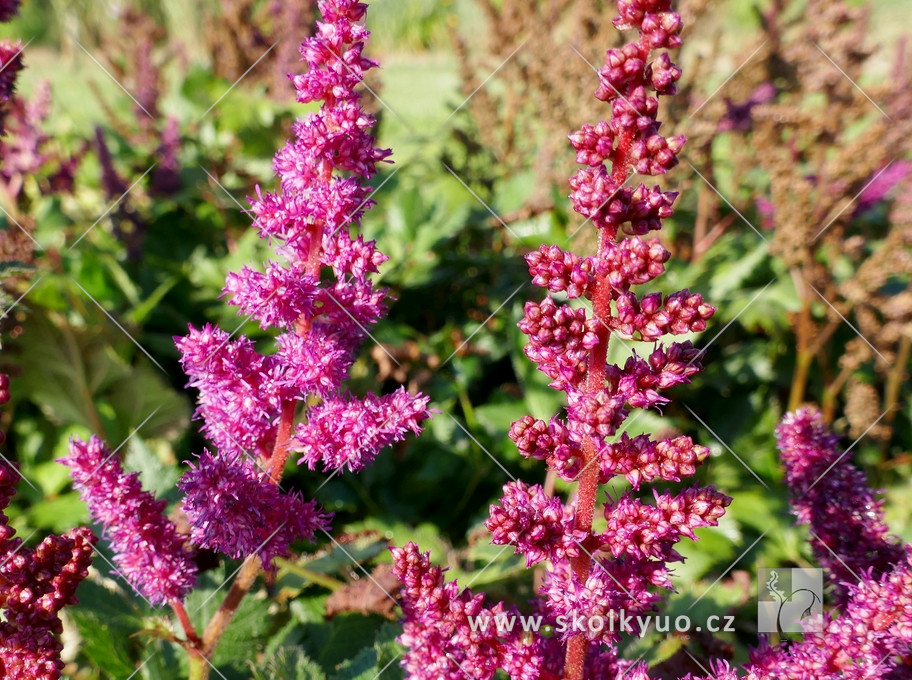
0,0,910,678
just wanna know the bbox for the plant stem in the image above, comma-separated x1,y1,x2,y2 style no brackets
789,351,813,412
188,654,207,680
268,400,297,482
172,600,200,645
199,554,262,660
788,269,813,411
563,112,632,676
821,363,852,422
880,334,911,459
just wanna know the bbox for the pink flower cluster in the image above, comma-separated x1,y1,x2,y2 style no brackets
391,541,637,680
61,436,197,605
62,0,430,605
1,392,95,680
392,1,728,677
683,409,912,680
0,10,81,201
776,407,905,603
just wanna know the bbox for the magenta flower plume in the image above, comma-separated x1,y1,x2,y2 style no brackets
59,436,197,605
683,412,912,680
394,1,726,677
391,542,635,680
1,462,95,680
0,40,23,110
173,0,431,565
294,387,430,473
178,452,332,565
746,551,912,676
776,407,904,603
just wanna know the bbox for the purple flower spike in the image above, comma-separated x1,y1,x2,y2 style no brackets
395,1,727,677
1,461,95,680
178,452,332,567
171,0,430,563
59,436,197,605
293,388,432,473
776,407,905,603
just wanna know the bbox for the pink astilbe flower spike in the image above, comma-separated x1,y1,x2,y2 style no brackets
0,459,95,680
683,412,912,680
170,0,431,564
59,436,197,605
394,1,727,677
178,452,332,566
294,387,431,473
776,407,904,604
391,542,567,680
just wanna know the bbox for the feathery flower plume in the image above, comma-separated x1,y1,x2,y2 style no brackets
776,407,905,603
173,0,431,564
684,410,912,680
61,0,431,594
1,388,95,679
60,435,197,605
55,0,430,673
393,1,727,677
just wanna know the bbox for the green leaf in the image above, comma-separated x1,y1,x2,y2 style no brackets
69,579,144,678
15,305,189,443
299,613,389,674
25,492,87,532
331,647,378,680
123,437,181,499
126,274,181,325
251,647,327,680
302,535,390,578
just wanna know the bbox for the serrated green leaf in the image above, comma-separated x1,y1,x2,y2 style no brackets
300,613,388,674
331,646,378,680
372,622,405,679
251,647,327,680
69,579,144,678
211,592,273,667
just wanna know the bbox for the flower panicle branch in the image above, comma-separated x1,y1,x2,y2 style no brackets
59,0,431,669
392,1,729,678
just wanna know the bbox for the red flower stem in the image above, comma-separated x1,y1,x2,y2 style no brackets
268,400,298,482
564,124,634,680
172,600,201,645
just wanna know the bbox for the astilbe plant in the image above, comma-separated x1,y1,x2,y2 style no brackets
392,1,728,678
684,409,912,680
60,0,430,676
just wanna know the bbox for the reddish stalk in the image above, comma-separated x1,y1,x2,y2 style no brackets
172,600,200,646
564,124,634,679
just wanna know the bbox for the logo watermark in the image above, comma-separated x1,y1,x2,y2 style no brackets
757,567,823,634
